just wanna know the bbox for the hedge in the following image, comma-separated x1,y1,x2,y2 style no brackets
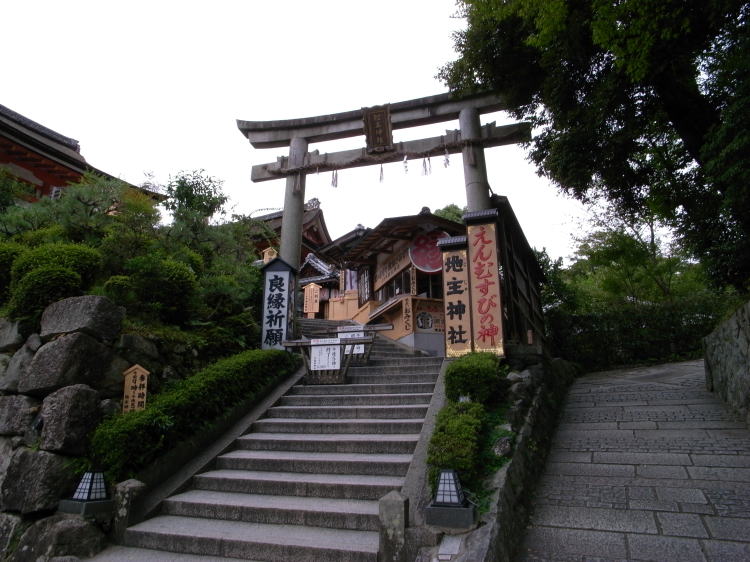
91,349,300,481
546,295,729,370
11,242,102,289
426,401,485,492
7,266,81,318
445,352,507,405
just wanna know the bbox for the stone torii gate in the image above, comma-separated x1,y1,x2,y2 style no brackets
237,92,530,269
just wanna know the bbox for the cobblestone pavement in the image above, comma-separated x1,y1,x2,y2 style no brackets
519,360,750,561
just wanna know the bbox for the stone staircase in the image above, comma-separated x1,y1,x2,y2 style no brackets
97,320,441,561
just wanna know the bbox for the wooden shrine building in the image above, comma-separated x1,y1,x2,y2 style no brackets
0,103,161,201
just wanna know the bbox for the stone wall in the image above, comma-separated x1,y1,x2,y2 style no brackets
451,358,578,562
0,296,164,560
704,300,750,421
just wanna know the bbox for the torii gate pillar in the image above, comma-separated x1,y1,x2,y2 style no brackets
459,107,492,212
279,137,308,268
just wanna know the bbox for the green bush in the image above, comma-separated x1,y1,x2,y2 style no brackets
91,349,300,481
126,256,198,324
193,311,261,361
8,266,82,318
103,275,136,306
15,225,66,247
11,243,102,289
172,247,205,275
445,352,507,405
546,294,732,370
0,241,24,303
426,401,485,492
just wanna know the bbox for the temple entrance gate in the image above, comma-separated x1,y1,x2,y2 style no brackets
238,92,541,356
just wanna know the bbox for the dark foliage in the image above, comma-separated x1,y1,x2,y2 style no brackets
91,349,300,481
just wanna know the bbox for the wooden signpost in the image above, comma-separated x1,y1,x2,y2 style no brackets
303,282,321,318
122,364,149,413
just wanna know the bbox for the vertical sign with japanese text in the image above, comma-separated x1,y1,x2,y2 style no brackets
303,283,321,314
363,105,394,153
122,364,149,413
440,244,472,357
467,222,504,355
262,269,290,350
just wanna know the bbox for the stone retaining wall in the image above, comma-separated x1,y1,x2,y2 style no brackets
704,300,750,421
453,358,578,562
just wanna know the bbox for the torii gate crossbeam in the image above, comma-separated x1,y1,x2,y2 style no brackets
237,92,531,268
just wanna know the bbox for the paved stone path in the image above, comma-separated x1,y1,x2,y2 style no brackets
520,360,750,561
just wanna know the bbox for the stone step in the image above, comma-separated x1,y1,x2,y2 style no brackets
123,515,379,562
348,364,441,375
278,392,433,407
235,432,420,454
367,357,443,367
288,382,436,395
265,404,429,419
193,469,404,500
216,450,412,476
162,489,380,531
90,545,245,561
348,373,439,384
251,417,425,434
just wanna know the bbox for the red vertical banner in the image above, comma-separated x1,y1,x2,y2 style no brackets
467,221,504,356
438,237,473,357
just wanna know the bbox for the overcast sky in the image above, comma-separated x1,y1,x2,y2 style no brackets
2,0,591,260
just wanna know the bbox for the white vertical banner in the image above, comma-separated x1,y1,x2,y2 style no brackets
261,270,290,350
310,338,341,370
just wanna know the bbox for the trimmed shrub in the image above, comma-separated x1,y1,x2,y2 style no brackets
91,349,300,481
445,352,506,405
8,266,82,318
102,275,136,306
426,401,485,492
126,256,198,324
15,224,66,247
193,311,261,361
0,241,24,302
11,243,102,289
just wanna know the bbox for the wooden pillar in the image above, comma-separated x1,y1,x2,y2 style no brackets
459,107,492,212
279,136,308,269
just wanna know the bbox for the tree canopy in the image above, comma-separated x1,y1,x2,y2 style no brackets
441,0,749,291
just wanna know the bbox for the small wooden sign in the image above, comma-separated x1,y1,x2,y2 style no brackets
262,247,278,263
122,364,150,413
363,104,394,153
303,283,321,314
338,326,365,354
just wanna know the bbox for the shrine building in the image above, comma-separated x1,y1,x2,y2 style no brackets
0,103,161,201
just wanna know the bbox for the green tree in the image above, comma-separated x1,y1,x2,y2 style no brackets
0,169,34,213
163,170,227,251
434,203,467,223
441,0,750,290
